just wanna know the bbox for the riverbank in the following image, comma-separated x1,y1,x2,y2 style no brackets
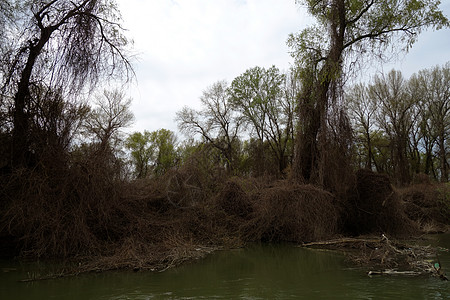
1,168,449,279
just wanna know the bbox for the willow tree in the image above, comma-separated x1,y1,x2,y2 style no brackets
288,0,448,187
1,0,133,169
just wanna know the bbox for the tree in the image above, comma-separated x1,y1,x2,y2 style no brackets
369,70,417,185
29,86,90,163
411,62,450,182
126,131,155,179
229,66,294,174
346,83,377,170
264,69,298,173
0,0,133,168
84,88,134,154
151,129,178,176
176,80,241,171
288,0,448,185
126,129,178,178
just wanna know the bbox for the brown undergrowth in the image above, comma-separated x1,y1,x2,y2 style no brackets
342,169,418,236
399,181,450,233
1,165,448,278
242,182,339,242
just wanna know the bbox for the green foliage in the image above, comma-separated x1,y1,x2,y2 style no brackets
126,131,154,179
293,0,448,63
151,129,178,177
288,0,447,185
229,66,295,174
126,129,178,178
229,66,286,141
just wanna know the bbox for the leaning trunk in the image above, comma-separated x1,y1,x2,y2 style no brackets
12,28,52,168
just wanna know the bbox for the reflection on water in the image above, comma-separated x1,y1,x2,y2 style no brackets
1,235,449,299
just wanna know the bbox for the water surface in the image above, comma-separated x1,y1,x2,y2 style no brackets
1,235,449,299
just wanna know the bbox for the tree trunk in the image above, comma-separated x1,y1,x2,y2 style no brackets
294,88,320,182
293,0,345,185
12,28,52,168
366,130,373,169
439,134,448,182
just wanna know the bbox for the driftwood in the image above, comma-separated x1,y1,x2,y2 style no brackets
367,270,421,276
302,237,380,247
301,235,449,280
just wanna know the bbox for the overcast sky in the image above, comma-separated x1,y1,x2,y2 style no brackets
117,0,450,136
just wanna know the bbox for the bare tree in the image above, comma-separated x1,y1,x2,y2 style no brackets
27,85,90,164
346,83,377,170
263,69,297,173
412,63,450,182
84,88,134,154
369,70,418,185
176,80,241,171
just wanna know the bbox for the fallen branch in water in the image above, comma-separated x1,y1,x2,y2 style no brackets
302,237,380,247
367,270,422,276
301,235,449,280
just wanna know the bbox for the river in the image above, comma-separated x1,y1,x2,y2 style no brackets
1,235,449,299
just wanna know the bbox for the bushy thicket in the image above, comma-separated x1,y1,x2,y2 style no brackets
2,150,437,264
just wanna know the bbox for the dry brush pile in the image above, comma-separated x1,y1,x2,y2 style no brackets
399,180,450,233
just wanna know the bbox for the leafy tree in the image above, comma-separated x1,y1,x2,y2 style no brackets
126,131,154,179
229,66,294,174
151,129,178,177
126,129,178,178
0,0,133,168
229,66,280,143
288,0,449,185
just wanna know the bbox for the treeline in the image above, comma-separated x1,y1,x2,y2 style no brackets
348,65,450,185
1,64,446,186
124,63,449,185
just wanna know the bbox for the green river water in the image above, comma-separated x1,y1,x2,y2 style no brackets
1,235,449,299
